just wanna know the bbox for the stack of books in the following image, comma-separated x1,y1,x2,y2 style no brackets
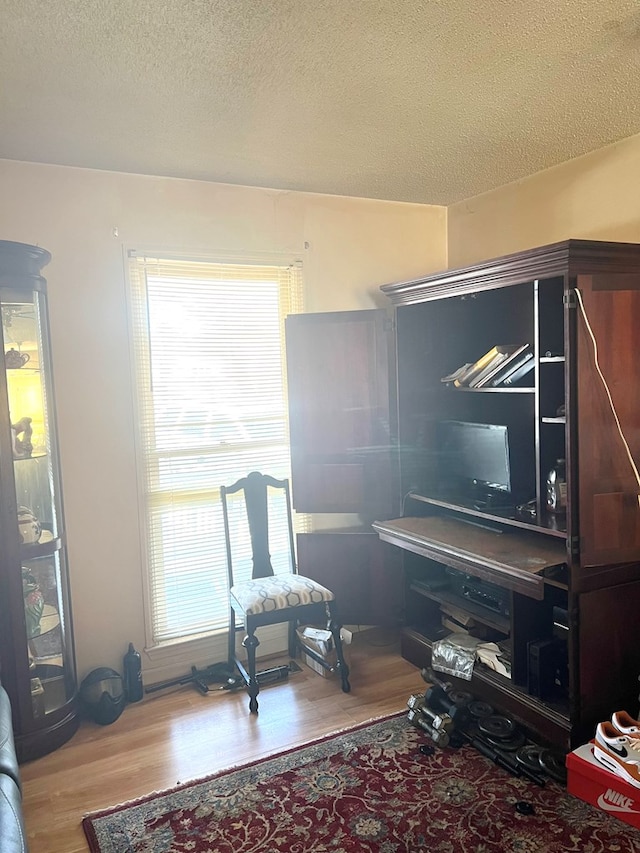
441,344,534,388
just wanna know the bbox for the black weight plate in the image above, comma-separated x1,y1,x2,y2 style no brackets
478,714,516,739
468,700,494,719
487,729,526,752
538,748,568,784
516,745,544,773
448,690,473,708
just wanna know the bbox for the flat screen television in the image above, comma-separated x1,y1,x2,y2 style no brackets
438,420,512,508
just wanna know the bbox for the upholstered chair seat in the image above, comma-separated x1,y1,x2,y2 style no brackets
230,575,334,616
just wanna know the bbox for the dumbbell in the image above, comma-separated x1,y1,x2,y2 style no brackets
407,708,451,747
424,684,470,728
421,667,452,692
406,694,454,733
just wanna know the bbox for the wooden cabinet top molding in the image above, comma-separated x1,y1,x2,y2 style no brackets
381,239,640,306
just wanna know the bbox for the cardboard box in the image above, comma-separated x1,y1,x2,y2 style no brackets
567,741,640,830
297,625,352,679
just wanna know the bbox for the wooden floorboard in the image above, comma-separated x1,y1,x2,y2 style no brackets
20,628,421,853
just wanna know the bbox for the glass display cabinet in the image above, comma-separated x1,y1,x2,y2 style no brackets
0,240,78,761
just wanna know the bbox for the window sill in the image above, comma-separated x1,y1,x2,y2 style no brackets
142,624,290,687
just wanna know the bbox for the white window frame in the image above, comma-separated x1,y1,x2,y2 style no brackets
126,249,305,666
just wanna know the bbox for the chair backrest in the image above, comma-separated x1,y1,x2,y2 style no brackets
220,472,297,586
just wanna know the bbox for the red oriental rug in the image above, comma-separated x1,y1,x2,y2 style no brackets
83,713,640,852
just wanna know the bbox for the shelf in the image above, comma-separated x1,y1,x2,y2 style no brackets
21,533,62,559
408,581,510,633
405,493,568,539
455,386,534,394
36,604,60,638
401,626,571,727
373,515,567,599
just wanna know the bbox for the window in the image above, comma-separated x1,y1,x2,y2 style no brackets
128,253,304,647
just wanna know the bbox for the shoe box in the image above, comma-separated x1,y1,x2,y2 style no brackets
567,741,640,830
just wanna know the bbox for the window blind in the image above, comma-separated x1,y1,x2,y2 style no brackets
128,254,304,646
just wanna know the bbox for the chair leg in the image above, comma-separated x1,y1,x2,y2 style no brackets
228,608,237,672
287,619,297,659
326,602,351,694
243,629,260,713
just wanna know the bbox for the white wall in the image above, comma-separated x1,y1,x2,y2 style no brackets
448,132,640,266
0,159,447,684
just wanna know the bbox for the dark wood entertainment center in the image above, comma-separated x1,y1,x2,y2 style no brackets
287,240,640,752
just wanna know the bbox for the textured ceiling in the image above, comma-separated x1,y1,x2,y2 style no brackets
2,1,640,205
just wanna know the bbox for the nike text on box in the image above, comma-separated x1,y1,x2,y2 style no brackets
567,742,640,830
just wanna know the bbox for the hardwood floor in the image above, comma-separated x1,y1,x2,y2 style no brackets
20,628,421,853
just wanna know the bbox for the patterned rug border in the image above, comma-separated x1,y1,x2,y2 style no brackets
82,710,404,830
82,711,640,853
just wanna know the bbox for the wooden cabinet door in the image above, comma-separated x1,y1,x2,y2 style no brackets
579,580,640,731
286,310,395,519
573,273,640,566
296,532,403,627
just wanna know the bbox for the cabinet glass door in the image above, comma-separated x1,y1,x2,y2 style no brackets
0,242,78,761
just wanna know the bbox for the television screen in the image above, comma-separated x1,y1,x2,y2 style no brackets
438,420,512,502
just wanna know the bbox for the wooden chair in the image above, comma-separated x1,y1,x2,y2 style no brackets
221,471,351,713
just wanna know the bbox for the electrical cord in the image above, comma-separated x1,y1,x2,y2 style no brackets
574,288,640,507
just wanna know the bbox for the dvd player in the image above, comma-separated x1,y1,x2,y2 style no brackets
445,567,511,617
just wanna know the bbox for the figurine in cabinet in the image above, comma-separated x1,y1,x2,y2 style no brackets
21,566,44,640
17,505,41,545
4,348,30,369
11,416,33,458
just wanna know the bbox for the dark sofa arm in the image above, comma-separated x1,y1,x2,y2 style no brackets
0,774,27,853
0,688,20,789
0,686,27,852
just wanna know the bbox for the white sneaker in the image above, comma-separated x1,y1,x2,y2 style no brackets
612,711,640,737
594,721,640,788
